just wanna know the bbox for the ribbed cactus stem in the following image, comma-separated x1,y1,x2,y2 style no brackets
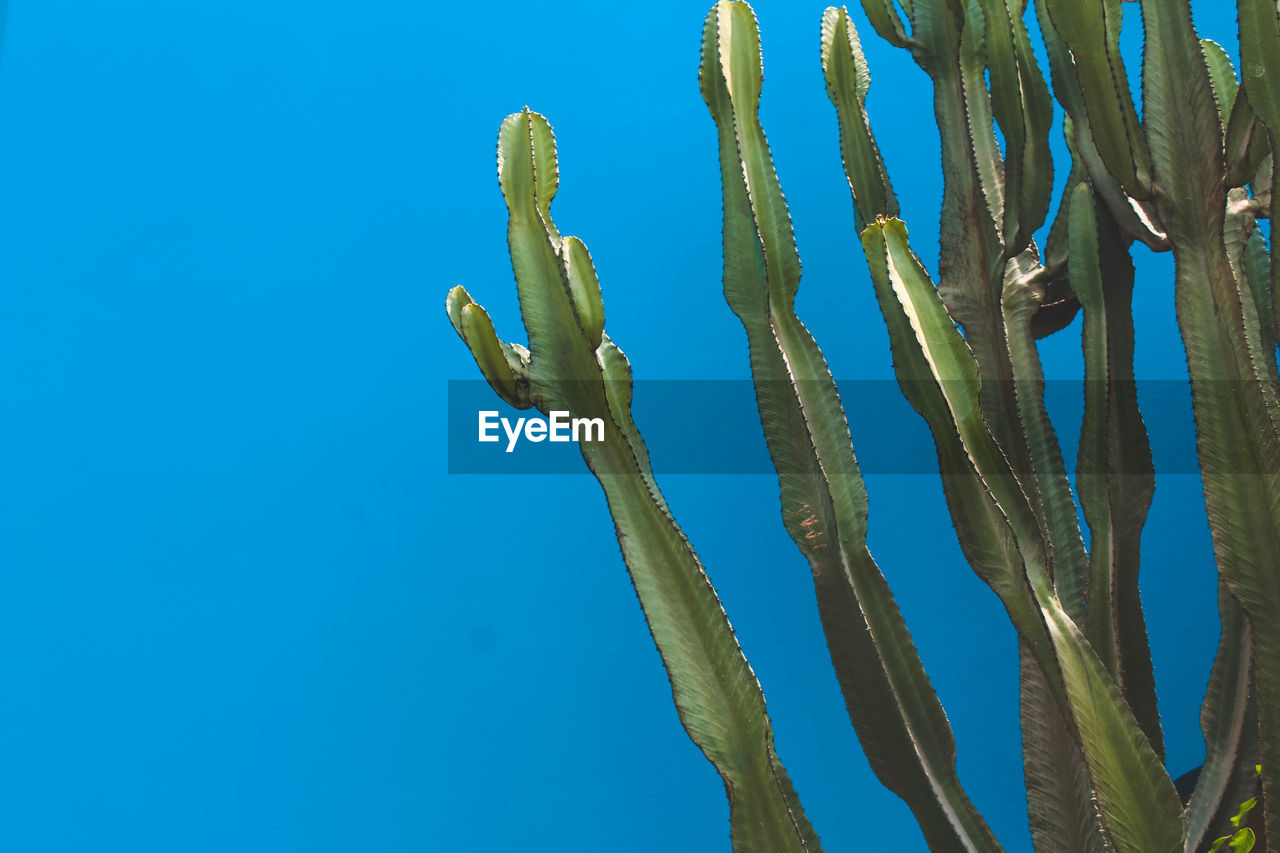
452,103,821,853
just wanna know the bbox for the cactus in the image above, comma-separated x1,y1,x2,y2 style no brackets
447,1,1279,850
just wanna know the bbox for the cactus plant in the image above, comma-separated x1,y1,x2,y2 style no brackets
447,0,1278,850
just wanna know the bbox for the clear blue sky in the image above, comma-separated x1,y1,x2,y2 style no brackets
0,1,1240,850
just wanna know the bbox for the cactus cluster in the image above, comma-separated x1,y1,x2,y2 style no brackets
447,1,1280,851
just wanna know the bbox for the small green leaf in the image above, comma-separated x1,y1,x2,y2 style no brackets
1230,796,1258,828
1229,827,1256,852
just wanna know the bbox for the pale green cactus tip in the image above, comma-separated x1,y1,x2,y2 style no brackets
445,284,531,410
497,106,562,240
450,106,610,416
496,108,606,352
820,7,870,96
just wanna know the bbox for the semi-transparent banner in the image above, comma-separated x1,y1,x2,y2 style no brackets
445,378,1257,475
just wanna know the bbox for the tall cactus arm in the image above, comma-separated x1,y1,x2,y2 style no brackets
955,0,1054,259
972,0,1054,255
1237,0,1280,395
1243,224,1278,382
1203,39,1274,207
1000,240,1135,853
860,219,1061,697
1215,30,1279,392
864,221,1050,601
900,0,1033,470
1186,584,1259,853
1238,0,1280,139
1039,0,1151,199
821,7,899,232
845,171,1091,851
1012,167,1160,852
448,108,820,853
1002,249,1090,621
1005,162,1107,853
701,5,1001,850
1224,89,1275,193
1140,0,1280,845
824,22,1103,851
1271,156,1278,392
1224,189,1279,383
1067,184,1162,758
1031,0,1168,251
864,216,1186,853
842,0,1063,710
960,0,1008,236
1038,600,1185,853
1206,32,1276,329
1041,126,1086,276
1208,34,1280,220
866,0,1065,538
1019,648,1112,853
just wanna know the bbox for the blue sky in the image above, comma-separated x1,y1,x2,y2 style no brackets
0,1,1241,850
